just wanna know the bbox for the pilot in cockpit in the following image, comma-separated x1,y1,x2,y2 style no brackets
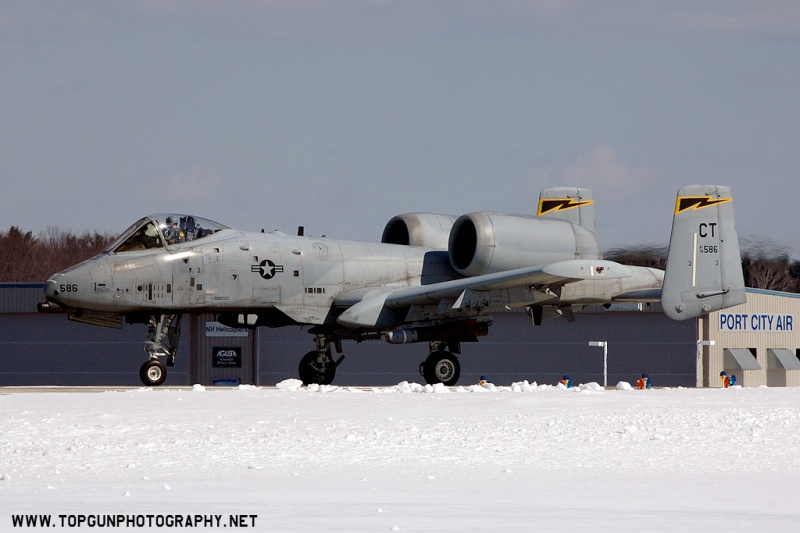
163,216,186,245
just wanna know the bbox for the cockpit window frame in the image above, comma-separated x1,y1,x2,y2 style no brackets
103,214,230,254
102,217,160,253
155,214,229,248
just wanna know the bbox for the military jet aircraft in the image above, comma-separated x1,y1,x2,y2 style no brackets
39,185,745,387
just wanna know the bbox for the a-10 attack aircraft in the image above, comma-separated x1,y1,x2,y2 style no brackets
39,185,745,387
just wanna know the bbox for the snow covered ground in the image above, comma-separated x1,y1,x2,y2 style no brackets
2,381,799,531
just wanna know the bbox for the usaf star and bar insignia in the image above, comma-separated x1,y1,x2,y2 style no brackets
251,259,284,280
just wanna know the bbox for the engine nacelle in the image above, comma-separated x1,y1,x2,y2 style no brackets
448,213,602,277
381,213,456,249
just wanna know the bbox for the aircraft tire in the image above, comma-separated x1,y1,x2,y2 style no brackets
298,351,336,386
140,359,167,386
422,351,460,386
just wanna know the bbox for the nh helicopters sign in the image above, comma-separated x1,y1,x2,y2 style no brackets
205,322,249,337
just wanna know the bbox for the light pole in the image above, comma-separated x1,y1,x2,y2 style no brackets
696,340,715,388
588,341,608,387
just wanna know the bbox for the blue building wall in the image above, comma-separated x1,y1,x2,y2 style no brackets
2,295,696,387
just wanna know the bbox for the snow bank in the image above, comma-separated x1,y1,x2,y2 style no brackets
273,379,618,394
275,378,304,391
373,381,450,394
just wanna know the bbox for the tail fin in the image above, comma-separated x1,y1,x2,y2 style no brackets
537,187,596,234
661,185,746,320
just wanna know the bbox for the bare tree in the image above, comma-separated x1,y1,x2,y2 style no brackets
607,241,800,294
0,226,116,282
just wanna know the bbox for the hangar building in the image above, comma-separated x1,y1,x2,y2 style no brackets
2,284,799,388
701,289,800,387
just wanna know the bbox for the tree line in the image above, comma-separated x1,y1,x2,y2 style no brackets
0,226,116,283
1,225,799,292
605,244,800,293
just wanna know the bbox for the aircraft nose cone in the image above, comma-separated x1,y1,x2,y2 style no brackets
44,277,62,301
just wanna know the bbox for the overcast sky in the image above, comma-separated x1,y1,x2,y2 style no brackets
2,1,799,257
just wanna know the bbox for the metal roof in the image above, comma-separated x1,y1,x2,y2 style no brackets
768,349,800,371
745,287,800,299
723,348,762,371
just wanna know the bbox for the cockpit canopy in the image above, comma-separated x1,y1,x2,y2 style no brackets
103,214,229,253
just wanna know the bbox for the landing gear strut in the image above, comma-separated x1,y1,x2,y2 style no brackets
298,334,345,386
419,341,461,386
139,314,181,386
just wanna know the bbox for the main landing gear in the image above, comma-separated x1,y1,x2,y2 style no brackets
297,335,462,387
297,336,462,387
419,341,461,386
139,314,181,386
298,334,346,386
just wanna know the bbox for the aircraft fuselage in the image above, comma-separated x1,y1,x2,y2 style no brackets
45,227,663,327
45,230,454,319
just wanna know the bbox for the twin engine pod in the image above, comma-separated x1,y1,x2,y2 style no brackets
381,213,456,249
448,213,603,276
382,212,602,277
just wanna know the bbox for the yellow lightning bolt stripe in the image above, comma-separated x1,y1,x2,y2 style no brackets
674,196,732,214
537,198,593,216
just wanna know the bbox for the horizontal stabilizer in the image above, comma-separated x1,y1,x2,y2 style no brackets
613,288,663,303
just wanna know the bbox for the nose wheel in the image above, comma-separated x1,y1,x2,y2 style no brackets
139,314,181,386
140,359,167,386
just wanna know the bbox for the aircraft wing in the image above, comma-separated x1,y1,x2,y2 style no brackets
335,259,631,328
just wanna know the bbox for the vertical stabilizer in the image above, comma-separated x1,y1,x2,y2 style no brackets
537,187,596,234
661,185,746,320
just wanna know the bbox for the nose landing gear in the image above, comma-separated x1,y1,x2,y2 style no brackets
139,314,181,386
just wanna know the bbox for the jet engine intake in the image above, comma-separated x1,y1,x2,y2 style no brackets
381,213,456,249
448,213,602,277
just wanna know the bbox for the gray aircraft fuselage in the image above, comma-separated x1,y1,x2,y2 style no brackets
44,226,662,328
